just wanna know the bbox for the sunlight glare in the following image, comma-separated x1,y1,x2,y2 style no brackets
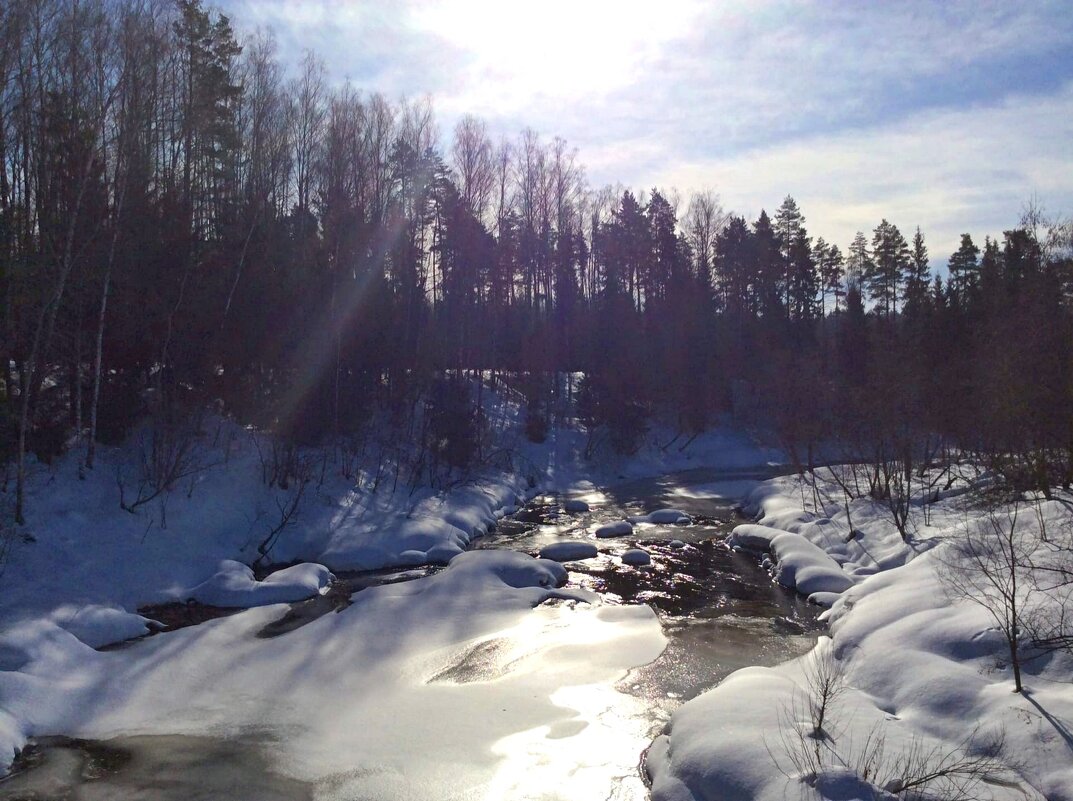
416,0,702,110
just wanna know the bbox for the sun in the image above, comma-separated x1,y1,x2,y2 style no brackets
415,0,702,111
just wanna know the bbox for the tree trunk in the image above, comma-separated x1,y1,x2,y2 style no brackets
87,187,125,470
16,165,93,523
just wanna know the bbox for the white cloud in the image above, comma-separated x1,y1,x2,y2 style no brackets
633,82,1073,263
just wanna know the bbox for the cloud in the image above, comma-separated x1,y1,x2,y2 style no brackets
636,82,1073,264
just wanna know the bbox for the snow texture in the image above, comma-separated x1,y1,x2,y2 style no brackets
0,549,664,799
49,604,159,649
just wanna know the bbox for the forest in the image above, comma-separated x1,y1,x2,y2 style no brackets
3,0,1073,531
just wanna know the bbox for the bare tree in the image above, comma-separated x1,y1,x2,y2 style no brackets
686,189,726,290
288,49,324,219
939,502,1035,693
451,113,494,223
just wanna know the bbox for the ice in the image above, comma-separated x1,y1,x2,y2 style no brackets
0,549,666,798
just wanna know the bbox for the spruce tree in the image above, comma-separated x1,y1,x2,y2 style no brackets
947,233,980,301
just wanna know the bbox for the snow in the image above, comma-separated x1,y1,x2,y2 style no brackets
729,522,855,596
649,469,1073,801
8,390,1070,801
185,560,333,608
0,549,665,798
594,520,633,538
621,549,651,566
49,604,160,649
538,541,599,562
630,509,692,525
6,395,783,789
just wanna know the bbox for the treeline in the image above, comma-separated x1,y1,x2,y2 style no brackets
2,0,1072,525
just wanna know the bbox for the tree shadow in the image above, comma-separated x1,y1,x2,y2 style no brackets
1023,690,1073,754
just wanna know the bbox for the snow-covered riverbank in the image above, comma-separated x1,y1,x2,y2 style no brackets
648,469,1073,801
0,407,782,794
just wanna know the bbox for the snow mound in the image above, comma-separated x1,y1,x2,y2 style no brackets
727,522,783,551
443,549,568,590
186,561,333,608
594,520,633,538
768,532,854,595
50,604,159,649
538,541,598,562
621,549,651,566
630,509,691,525
807,591,842,608
729,523,854,596
563,499,590,513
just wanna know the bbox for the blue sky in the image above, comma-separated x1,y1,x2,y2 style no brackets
222,0,1073,263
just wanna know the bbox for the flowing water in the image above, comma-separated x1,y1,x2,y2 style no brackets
473,468,821,718
0,468,819,801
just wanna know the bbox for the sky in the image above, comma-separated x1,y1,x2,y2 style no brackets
220,0,1073,264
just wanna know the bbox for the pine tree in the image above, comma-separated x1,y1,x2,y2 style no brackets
753,210,782,317
714,215,755,319
947,233,980,301
786,227,818,321
815,237,845,316
868,219,910,315
774,195,804,314
904,226,931,314
846,232,873,296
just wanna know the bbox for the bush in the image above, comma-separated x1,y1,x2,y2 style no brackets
577,372,650,455
425,378,480,470
524,403,548,443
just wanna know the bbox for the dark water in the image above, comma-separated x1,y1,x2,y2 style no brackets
0,735,313,801
474,469,820,710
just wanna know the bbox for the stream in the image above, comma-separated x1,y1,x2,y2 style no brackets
0,468,820,801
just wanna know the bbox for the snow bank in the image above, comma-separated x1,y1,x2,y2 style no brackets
594,520,633,538
729,522,854,596
316,481,536,571
727,522,783,551
49,604,159,649
650,471,1072,801
538,541,598,562
185,561,333,608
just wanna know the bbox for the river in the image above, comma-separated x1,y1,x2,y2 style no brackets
0,468,820,801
